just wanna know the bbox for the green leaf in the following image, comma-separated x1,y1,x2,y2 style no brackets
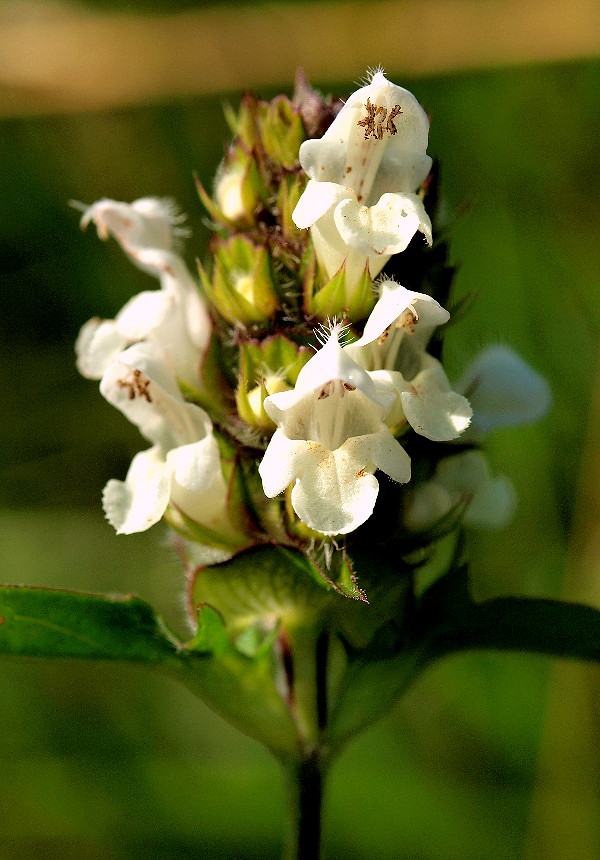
0,583,299,759
414,566,600,664
8,562,600,761
328,565,600,749
0,586,180,664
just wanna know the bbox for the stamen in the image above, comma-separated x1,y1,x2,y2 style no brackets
318,381,335,400
395,303,419,334
358,100,403,141
117,369,153,402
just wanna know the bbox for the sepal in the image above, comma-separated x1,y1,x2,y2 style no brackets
179,331,235,422
306,263,347,320
258,96,305,170
223,93,261,150
276,173,307,243
199,236,280,325
236,335,312,431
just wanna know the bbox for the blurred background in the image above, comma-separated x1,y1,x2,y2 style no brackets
1,0,600,857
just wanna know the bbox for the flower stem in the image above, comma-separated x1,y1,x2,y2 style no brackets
282,752,325,860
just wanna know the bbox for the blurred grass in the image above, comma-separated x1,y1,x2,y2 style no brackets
0,21,599,860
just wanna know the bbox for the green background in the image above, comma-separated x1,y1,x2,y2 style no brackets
1,4,600,856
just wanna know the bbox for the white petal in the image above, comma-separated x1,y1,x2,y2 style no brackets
363,427,411,484
75,318,128,379
167,437,229,526
80,197,177,257
290,442,380,535
287,429,409,535
308,211,354,282
352,281,449,349
104,342,181,398
294,74,432,292
260,426,409,535
145,251,212,354
80,198,211,382
401,358,472,441
435,448,490,492
365,370,407,425
113,287,203,388
299,72,431,196
167,434,222,495
464,476,516,529
115,290,174,340
100,343,212,450
259,430,310,498
305,200,391,289
102,446,171,534
458,346,551,439
367,150,433,203
404,482,454,531
292,181,353,229
299,138,349,185
264,326,387,421
117,265,210,387
116,247,211,351
335,192,432,256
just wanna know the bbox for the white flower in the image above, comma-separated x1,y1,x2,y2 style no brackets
258,323,410,535
292,71,432,298
405,451,516,531
99,342,227,535
75,198,211,389
346,279,472,441
457,345,552,440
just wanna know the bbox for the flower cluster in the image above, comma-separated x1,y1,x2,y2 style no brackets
76,71,550,591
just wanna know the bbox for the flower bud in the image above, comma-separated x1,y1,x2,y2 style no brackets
198,144,267,228
246,375,291,428
223,93,261,150
258,96,305,170
199,236,280,326
236,336,311,430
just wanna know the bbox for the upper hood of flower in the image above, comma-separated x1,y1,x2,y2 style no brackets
263,323,392,420
297,71,432,203
79,197,187,260
350,280,449,350
344,280,450,379
99,342,212,453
